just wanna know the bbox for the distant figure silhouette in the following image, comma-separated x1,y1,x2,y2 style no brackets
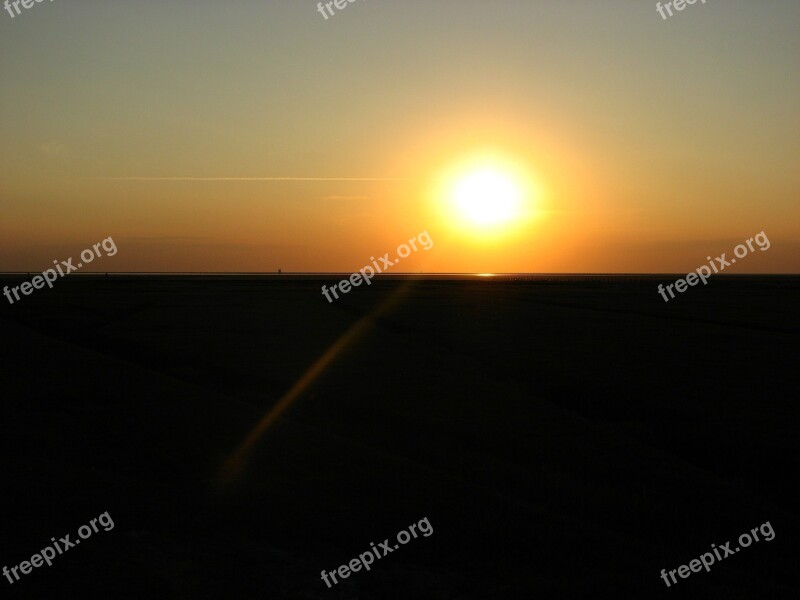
278,269,282,274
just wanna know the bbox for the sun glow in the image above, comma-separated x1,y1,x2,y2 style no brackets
434,153,540,240
452,168,522,226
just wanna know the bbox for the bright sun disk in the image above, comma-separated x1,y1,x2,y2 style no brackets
451,168,522,227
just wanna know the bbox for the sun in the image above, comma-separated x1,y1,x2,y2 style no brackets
435,152,541,239
451,168,522,227
428,151,541,242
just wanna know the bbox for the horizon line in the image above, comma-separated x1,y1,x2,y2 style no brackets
1,272,796,276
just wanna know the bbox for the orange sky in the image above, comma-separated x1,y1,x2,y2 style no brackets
1,1,798,273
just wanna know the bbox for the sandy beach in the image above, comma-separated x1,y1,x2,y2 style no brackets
1,275,797,598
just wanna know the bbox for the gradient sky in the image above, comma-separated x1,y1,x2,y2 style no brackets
1,0,798,273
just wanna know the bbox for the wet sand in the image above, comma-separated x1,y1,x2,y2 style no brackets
1,275,798,598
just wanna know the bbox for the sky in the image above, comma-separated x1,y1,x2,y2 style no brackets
1,0,798,273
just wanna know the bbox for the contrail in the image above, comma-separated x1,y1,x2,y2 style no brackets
97,177,435,182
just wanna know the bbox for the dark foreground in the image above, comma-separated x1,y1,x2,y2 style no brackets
1,275,798,599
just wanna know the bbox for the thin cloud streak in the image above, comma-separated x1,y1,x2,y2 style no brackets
96,177,437,182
